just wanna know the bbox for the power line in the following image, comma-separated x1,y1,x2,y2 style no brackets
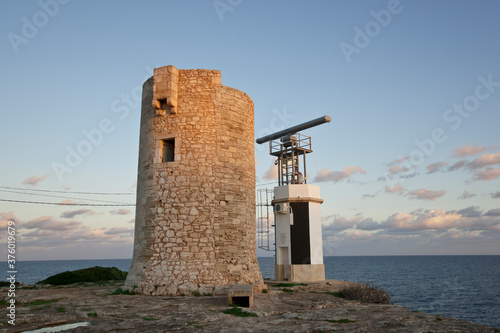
0,186,134,195
0,189,133,205
0,198,135,206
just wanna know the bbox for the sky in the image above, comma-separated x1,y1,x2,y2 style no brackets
1,0,499,261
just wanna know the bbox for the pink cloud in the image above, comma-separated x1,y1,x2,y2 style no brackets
58,199,77,205
426,161,449,173
263,163,278,181
385,183,406,194
408,188,447,201
314,166,366,183
22,174,50,186
385,212,415,229
454,145,487,157
458,190,475,200
110,208,132,215
127,182,137,192
22,216,81,231
387,156,411,166
468,152,500,169
60,209,95,219
388,165,409,175
448,160,467,171
415,209,463,229
473,167,500,181
0,212,21,231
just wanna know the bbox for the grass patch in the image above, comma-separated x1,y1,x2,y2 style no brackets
337,284,392,304
262,289,268,294
24,299,60,307
324,291,346,298
87,312,98,317
111,288,135,295
37,266,127,285
223,306,258,317
280,288,296,293
274,283,308,288
328,318,355,323
143,317,159,321
192,291,201,297
56,307,66,313
434,317,443,322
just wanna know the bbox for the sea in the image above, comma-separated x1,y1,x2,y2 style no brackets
2,255,499,328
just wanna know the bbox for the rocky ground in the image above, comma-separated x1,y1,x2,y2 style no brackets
2,279,499,332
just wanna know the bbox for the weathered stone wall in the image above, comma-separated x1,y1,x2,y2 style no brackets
125,65,264,295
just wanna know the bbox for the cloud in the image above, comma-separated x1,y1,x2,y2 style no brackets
454,145,487,157
60,209,95,219
110,208,132,215
445,150,500,182
448,160,467,171
388,165,409,175
456,206,482,218
128,218,135,224
0,212,21,232
387,156,411,166
104,227,134,235
10,215,134,251
473,167,500,181
323,207,500,241
22,174,50,186
385,183,406,194
467,152,500,169
458,190,475,200
322,215,361,231
485,209,500,217
491,192,500,199
426,162,449,174
384,184,446,201
263,163,278,181
408,188,446,201
314,166,366,183
58,199,77,205
127,182,137,192
22,216,81,231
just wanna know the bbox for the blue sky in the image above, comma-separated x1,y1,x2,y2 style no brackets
1,0,499,260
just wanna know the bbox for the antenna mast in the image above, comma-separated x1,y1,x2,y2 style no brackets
256,115,331,186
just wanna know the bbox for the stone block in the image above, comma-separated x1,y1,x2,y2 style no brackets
228,284,253,307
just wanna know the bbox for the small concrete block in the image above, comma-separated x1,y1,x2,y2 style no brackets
228,284,253,307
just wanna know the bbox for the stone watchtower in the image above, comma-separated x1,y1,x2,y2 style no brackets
125,65,264,295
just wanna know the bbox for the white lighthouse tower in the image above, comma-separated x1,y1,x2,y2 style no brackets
256,116,330,282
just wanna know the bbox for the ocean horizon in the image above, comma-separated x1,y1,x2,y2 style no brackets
2,255,499,328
